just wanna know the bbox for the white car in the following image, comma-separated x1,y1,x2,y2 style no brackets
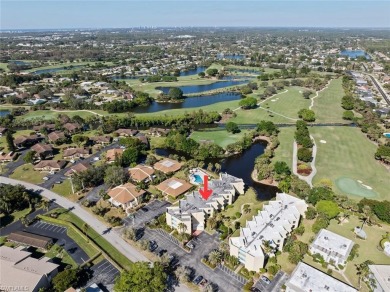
93,157,100,161
43,177,49,181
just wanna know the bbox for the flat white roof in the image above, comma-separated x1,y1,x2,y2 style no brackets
168,180,183,190
369,265,390,292
311,229,354,258
286,262,357,292
161,160,175,167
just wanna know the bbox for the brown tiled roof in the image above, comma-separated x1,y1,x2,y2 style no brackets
92,135,112,143
108,182,145,204
0,152,17,161
31,143,53,154
154,158,182,174
7,231,52,249
64,161,90,176
63,123,81,132
0,127,7,134
63,148,90,157
106,148,124,161
48,131,66,142
34,160,66,170
156,177,192,198
128,164,155,182
14,135,39,145
114,128,138,136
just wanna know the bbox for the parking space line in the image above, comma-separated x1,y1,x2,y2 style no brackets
35,222,44,228
52,226,61,232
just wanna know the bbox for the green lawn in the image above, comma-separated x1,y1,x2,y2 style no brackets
230,87,309,125
0,63,9,72
272,127,295,168
327,216,390,290
190,129,252,148
10,164,45,184
311,126,390,200
45,244,78,268
23,61,103,73
222,188,264,237
312,78,347,123
17,109,103,121
53,208,133,270
51,179,73,197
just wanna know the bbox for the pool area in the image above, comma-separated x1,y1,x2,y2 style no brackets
384,133,390,138
189,168,208,185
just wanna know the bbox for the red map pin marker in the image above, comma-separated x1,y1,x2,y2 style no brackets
199,175,212,200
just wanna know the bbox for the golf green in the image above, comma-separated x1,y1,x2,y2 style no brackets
335,177,378,198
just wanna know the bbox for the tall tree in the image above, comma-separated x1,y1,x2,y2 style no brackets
6,131,15,152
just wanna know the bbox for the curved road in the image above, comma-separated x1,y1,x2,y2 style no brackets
0,176,149,263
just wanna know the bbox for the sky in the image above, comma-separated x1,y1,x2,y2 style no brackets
1,0,390,29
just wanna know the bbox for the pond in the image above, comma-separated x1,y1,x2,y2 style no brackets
132,92,241,113
217,54,245,60
155,141,278,200
156,79,248,95
0,110,10,117
32,65,85,75
340,50,371,59
9,60,30,66
180,66,207,76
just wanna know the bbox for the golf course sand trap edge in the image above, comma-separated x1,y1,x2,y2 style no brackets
335,177,378,198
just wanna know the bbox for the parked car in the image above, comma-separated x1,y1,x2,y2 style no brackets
157,249,167,257
193,276,203,285
43,177,49,181
93,157,100,161
186,241,195,249
260,276,271,285
149,240,158,252
141,207,149,212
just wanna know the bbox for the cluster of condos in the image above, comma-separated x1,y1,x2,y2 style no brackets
164,172,390,292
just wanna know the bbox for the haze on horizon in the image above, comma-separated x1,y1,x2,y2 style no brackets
1,0,390,30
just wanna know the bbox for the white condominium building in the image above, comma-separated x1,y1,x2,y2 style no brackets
368,265,390,292
166,173,245,234
229,193,307,272
310,229,354,266
285,262,357,292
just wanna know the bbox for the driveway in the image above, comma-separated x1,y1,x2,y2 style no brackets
0,176,149,263
123,200,171,228
85,259,120,290
2,149,29,176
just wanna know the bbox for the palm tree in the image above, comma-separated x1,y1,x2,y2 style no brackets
20,215,29,227
207,217,218,229
243,204,251,214
207,163,213,172
356,260,374,289
175,265,190,282
177,223,187,235
214,163,221,173
208,250,223,266
262,240,273,255
42,200,50,212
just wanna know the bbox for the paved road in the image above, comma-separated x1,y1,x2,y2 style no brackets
363,73,390,105
292,135,317,187
2,149,29,176
0,176,149,263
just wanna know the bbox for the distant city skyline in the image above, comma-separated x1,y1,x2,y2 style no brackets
1,1,390,30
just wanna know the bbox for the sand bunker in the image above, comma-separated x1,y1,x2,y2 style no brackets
320,140,327,144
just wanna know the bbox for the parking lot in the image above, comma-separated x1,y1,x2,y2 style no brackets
123,200,171,228
139,227,245,292
27,220,89,265
85,259,120,290
253,271,289,292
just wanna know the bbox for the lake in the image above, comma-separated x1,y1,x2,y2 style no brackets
340,50,371,59
32,65,85,75
132,92,241,113
217,54,245,60
156,80,248,95
155,141,278,200
0,110,10,117
179,66,207,76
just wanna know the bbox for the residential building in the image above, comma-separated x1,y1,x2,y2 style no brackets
156,177,193,199
368,265,390,292
47,131,67,144
0,127,7,137
154,158,182,174
14,134,40,149
34,160,67,172
128,164,155,182
285,262,357,292
63,122,81,133
229,193,307,271
149,127,170,137
166,173,244,234
0,151,17,163
31,143,54,160
33,123,56,133
91,135,112,146
310,229,354,266
64,161,90,176
107,182,146,210
114,128,138,137
63,147,90,160
106,148,124,163
135,133,149,147
0,245,59,292
7,231,53,250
